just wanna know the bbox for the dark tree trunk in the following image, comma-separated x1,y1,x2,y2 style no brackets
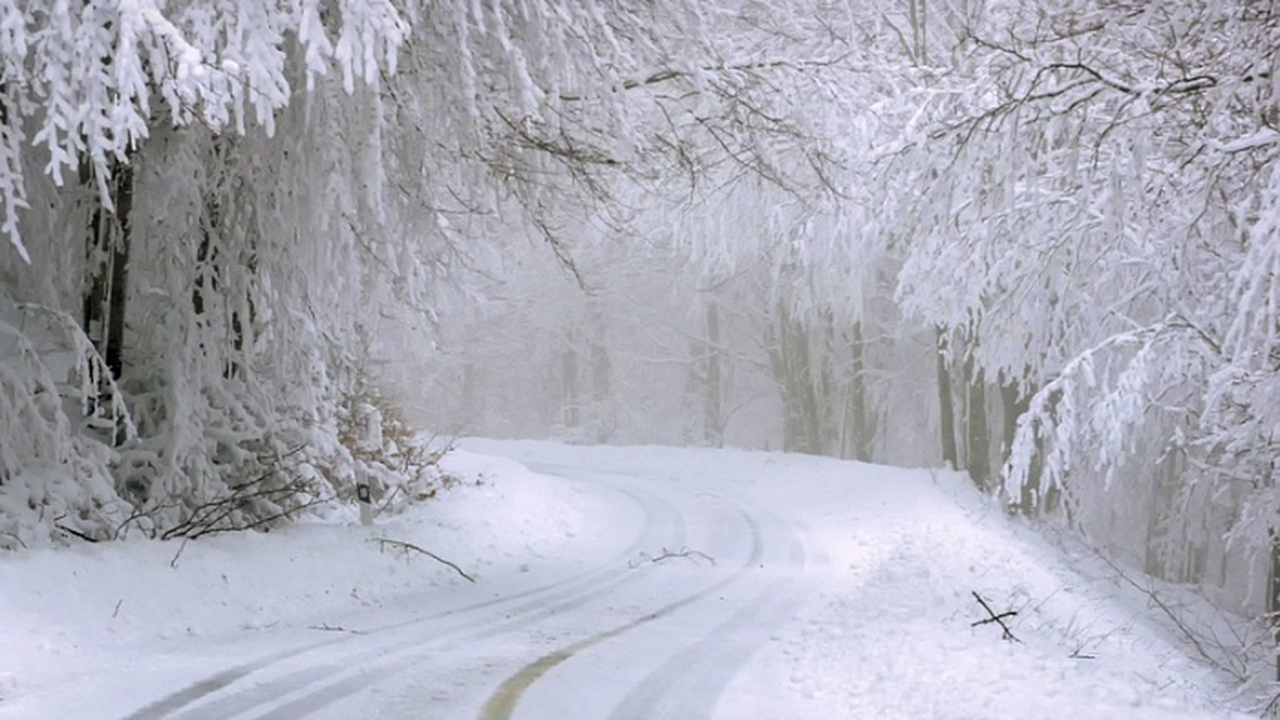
78,157,133,444
965,352,990,491
846,321,873,461
104,162,133,381
768,309,820,454
999,380,1020,467
193,231,211,318
80,162,132,361
193,192,220,318
81,159,108,354
935,327,958,468
81,159,134,378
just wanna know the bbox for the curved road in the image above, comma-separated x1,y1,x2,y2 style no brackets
124,458,811,720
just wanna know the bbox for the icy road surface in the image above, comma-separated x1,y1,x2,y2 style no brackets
0,440,1255,719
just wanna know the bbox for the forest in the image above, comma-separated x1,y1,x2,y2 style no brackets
0,0,1278,671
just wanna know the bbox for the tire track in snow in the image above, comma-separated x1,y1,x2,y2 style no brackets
260,485,753,719
605,509,808,720
124,473,681,720
475,505,776,720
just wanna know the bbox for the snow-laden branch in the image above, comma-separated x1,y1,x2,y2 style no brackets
4,0,413,261
1001,321,1204,502
554,55,856,103
1224,162,1280,366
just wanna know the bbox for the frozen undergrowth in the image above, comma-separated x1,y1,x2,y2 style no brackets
0,289,445,551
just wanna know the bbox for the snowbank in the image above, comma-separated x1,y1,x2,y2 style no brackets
0,449,619,718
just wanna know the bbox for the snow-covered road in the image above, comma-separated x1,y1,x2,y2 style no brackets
473,463,807,720
0,441,1257,719
116,458,808,720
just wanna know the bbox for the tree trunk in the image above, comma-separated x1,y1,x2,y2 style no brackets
999,380,1019,468
105,162,133,382
965,351,991,490
1269,527,1280,681
769,308,821,454
561,340,579,430
792,317,821,454
194,206,250,380
1000,378,1044,514
935,327,958,468
590,326,611,442
845,321,873,461
77,156,135,446
703,301,725,447
768,330,803,452
81,159,107,356
193,221,213,318
817,312,839,455
80,157,133,440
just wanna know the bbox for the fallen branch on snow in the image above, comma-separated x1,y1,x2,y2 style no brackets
1068,644,1097,660
369,537,475,583
971,591,1020,642
629,546,716,568
308,623,366,635
55,523,98,543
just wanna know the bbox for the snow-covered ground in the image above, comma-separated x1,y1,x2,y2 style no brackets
0,440,1260,719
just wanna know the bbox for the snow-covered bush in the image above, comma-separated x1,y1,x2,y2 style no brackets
335,381,452,514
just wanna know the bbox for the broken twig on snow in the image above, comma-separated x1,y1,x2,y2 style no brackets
629,546,716,568
369,537,475,583
308,623,365,635
1068,644,1097,660
971,591,1020,642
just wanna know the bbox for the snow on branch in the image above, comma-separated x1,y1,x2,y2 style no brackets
2,0,412,260
553,55,856,103
1224,163,1280,366
1210,128,1280,155
14,303,135,439
1001,321,1204,502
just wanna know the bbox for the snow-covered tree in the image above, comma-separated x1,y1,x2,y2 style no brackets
0,0,886,545
878,0,1279,615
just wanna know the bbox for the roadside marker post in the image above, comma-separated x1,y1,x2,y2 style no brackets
357,482,373,526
